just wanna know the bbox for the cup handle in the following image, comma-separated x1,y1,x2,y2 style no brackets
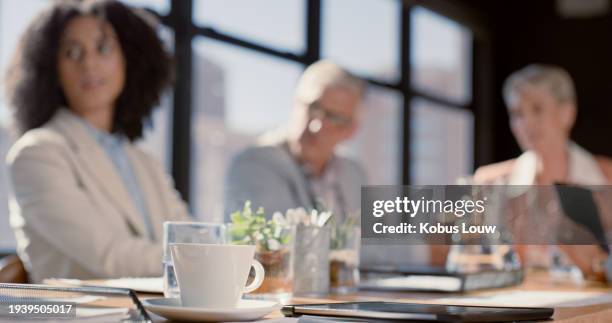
243,259,265,293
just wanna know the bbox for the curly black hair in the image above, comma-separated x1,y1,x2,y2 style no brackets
4,0,172,141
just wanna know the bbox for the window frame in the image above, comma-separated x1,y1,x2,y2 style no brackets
155,0,491,207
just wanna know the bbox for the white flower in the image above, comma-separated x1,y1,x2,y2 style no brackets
317,211,333,227
285,208,297,224
310,209,319,225
285,207,309,225
267,239,280,251
272,212,287,226
283,207,334,227
273,226,282,239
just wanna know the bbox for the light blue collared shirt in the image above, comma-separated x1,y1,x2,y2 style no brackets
77,116,155,241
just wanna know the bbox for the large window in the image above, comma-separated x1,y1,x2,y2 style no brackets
410,98,473,185
411,6,472,105
186,1,478,220
341,85,403,185
0,0,52,249
409,6,474,185
0,1,481,233
322,0,401,83
193,0,306,53
190,36,303,221
322,0,403,185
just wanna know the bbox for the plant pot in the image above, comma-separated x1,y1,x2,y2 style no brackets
253,247,293,295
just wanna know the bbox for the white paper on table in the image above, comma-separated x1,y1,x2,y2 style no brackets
40,295,105,304
434,291,612,308
46,277,163,294
76,307,130,318
360,275,463,292
224,318,298,323
102,277,163,293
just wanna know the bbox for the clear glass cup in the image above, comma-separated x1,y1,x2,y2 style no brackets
162,222,226,298
227,223,295,303
294,224,330,296
329,226,360,294
444,184,521,274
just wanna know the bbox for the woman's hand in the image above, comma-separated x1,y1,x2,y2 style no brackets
558,244,609,282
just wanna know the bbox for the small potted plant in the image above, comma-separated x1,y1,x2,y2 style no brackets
228,201,294,301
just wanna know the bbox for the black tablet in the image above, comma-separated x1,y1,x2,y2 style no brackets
554,184,609,252
282,301,554,322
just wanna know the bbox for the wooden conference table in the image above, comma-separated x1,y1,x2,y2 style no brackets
65,270,612,322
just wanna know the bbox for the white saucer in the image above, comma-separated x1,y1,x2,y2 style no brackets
142,297,281,322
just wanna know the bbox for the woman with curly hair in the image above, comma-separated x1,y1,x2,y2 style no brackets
4,0,191,282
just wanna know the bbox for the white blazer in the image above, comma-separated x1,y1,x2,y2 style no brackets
7,109,191,283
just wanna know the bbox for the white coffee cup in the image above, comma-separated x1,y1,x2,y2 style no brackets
170,243,264,308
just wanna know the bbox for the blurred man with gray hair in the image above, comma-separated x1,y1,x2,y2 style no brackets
224,60,366,220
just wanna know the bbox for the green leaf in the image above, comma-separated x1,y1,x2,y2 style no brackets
230,211,245,224
281,233,292,245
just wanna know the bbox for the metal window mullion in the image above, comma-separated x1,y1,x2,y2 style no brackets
169,0,194,207
305,0,322,65
401,1,412,185
193,26,304,63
